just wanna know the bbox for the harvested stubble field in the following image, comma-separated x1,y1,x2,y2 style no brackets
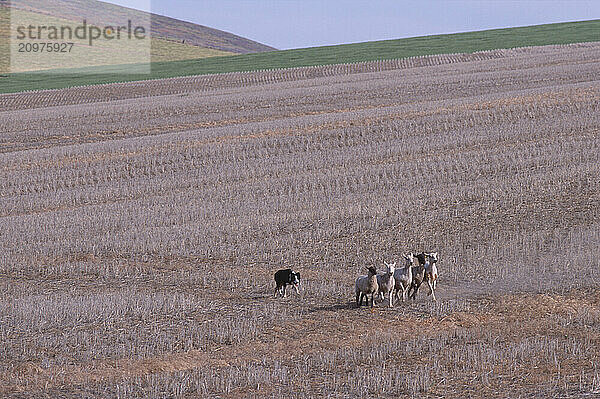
1,42,600,398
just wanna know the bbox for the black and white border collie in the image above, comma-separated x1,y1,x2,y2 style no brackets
274,269,301,298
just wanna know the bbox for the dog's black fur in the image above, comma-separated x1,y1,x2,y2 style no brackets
274,269,301,298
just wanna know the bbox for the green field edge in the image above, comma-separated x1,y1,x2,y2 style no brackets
1,19,599,95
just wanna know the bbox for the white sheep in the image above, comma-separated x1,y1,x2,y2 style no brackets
393,253,414,303
424,252,439,301
376,261,396,307
355,266,379,308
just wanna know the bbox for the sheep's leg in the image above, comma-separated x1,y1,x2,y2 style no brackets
424,274,430,295
416,282,423,298
370,293,375,308
274,286,279,298
282,285,287,298
412,282,421,300
356,292,361,307
427,280,436,301
388,291,394,308
294,284,300,295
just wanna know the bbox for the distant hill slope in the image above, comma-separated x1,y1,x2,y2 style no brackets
8,0,276,54
1,5,236,72
1,19,599,93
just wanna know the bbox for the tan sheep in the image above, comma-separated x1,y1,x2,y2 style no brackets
355,266,378,308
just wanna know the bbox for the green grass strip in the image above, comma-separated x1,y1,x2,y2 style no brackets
1,19,599,94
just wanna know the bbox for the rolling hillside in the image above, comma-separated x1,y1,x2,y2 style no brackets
10,0,275,54
0,0,275,73
1,18,599,93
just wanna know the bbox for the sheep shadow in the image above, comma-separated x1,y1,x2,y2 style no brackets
307,302,354,313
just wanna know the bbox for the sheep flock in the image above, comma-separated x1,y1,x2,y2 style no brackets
275,251,439,308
